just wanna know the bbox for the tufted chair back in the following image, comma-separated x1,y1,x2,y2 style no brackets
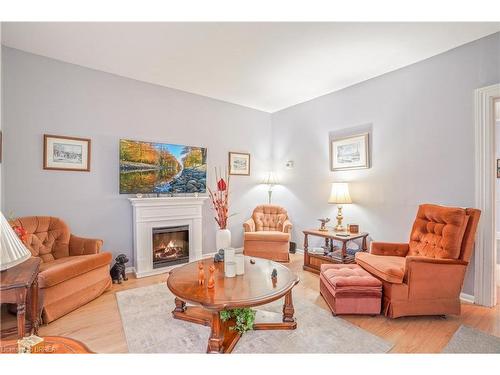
11,216,70,263
408,204,474,260
252,205,288,232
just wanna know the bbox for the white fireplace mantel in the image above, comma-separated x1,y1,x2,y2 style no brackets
129,196,208,278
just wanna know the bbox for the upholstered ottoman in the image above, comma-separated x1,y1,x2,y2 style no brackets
319,264,382,315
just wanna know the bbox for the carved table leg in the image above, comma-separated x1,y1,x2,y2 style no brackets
362,235,368,252
282,291,295,323
341,241,347,261
30,278,40,335
174,298,186,313
16,289,27,339
207,311,223,354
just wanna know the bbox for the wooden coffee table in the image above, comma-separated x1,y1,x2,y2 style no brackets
167,256,299,354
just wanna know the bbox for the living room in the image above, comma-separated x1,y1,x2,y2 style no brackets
1,1,499,373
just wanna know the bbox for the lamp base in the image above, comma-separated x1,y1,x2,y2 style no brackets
334,225,346,232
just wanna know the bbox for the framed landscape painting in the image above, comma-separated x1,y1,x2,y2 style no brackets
330,133,369,171
43,134,91,171
228,152,250,175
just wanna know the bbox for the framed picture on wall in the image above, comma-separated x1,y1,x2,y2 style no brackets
228,152,250,176
43,134,91,171
497,159,500,178
330,133,370,171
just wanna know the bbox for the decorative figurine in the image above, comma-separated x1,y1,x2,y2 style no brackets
318,218,330,231
208,264,216,289
250,259,256,264
271,268,278,279
198,262,205,285
110,254,129,284
213,248,225,262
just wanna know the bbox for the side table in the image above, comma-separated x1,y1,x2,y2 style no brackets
303,229,369,274
0,257,42,338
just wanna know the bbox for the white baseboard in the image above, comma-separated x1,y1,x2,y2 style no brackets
125,266,135,275
460,292,475,304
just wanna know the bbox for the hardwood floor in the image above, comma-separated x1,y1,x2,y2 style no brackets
1,253,499,353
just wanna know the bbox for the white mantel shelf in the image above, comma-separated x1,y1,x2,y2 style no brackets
129,196,209,278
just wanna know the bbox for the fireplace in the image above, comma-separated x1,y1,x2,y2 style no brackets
152,225,189,269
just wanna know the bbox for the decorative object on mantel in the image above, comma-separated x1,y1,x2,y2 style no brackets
43,134,91,172
1,212,31,271
208,167,233,250
262,171,279,204
110,254,129,284
317,218,330,232
228,152,251,176
198,262,205,285
330,132,369,171
328,182,352,232
119,139,207,194
207,264,216,289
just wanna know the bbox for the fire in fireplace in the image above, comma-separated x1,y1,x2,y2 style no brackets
152,225,189,269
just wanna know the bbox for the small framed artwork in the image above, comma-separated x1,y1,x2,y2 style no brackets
330,133,370,171
228,152,251,176
497,159,500,178
43,134,91,171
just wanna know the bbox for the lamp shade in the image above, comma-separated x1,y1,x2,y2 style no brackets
328,182,352,204
0,212,32,271
262,171,279,186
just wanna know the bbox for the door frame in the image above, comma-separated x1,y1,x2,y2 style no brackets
474,83,499,307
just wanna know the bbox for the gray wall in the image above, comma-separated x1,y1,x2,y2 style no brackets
271,32,500,295
2,47,272,261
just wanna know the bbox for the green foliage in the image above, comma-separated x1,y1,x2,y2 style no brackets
219,308,256,334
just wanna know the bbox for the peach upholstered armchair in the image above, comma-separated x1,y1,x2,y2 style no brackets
11,216,112,323
355,204,480,318
243,205,292,262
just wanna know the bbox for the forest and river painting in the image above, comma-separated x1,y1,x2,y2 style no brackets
119,139,207,194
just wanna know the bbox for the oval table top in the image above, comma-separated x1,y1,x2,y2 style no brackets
167,256,299,310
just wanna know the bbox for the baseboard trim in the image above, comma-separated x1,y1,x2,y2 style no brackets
125,266,135,275
460,292,475,304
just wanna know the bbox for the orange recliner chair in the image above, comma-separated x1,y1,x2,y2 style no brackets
355,204,480,318
11,216,112,323
243,205,292,262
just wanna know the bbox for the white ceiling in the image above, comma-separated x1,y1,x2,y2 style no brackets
2,22,500,113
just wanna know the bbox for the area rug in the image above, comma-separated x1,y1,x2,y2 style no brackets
443,325,500,353
116,283,393,353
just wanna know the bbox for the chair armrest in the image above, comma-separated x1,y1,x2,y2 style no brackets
370,242,409,257
282,219,293,233
69,234,103,256
243,218,256,232
404,256,468,299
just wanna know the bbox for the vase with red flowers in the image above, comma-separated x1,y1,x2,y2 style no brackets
208,167,233,250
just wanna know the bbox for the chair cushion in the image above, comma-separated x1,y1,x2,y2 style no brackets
244,231,290,242
355,252,406,284
38,252,112,288
320,264,382,292
408,204,468,259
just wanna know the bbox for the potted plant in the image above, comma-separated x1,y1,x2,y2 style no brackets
219,308,256,334
208,167,233,250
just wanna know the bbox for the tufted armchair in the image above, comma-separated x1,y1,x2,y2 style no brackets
355,204,480,318
10,216,112,323
243,205,292,262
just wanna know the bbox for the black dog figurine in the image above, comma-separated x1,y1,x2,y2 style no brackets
110,254,129,284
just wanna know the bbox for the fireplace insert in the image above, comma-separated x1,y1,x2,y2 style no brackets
152,225,189,269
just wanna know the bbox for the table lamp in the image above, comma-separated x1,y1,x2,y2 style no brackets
328,182,352,232
262,172,279,204
0,211,31,271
